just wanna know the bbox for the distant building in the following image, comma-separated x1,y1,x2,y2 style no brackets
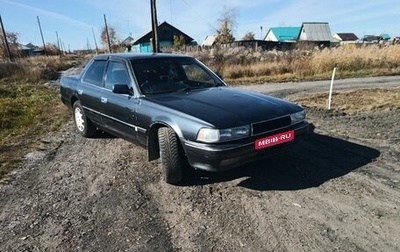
121,36,134,45
132,21,194,53
264,27,301,42
121,36,134,52
298,22,333,47
201,35,216,48
333,33,359,45
362,35,382,43
20,43,44,56
18,43,33,56
392,37,400,44
380,33,391,41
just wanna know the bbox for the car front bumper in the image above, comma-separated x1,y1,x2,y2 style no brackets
182,121,309,172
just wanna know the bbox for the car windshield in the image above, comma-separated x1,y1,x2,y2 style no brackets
131,57,224,95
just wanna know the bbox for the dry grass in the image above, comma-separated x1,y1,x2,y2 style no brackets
192,44,400,84
287,88,400,114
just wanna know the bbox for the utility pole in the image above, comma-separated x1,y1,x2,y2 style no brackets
103,14,112,53
0,15,13,62
91,27,99,54
56,31,62,57
150,0,159,52
37,16,47,55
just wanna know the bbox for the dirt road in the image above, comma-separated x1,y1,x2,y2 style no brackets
1,76,399,251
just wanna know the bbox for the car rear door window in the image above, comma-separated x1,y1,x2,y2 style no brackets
82,60,107,86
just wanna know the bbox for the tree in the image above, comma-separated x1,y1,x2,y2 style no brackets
43,43,59,56
173,35,186,49
215,7,237,45
0,30,20,58
242,32,255,40
100,25,118,50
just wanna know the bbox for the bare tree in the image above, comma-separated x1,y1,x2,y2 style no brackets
100,25,118,50
43,43,60,56
0,30,20,58
215,7,237,45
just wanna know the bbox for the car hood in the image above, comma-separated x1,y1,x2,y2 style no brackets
145,87,302,128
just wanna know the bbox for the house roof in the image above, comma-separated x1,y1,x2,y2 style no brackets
121,36,134,45
25,43,39,49
18,43,30,50
265,27,301,42
201,35,216,47
335,33,359,41
362,35,381,42
298,22,333,42
132,21,194,45
380,33,391,40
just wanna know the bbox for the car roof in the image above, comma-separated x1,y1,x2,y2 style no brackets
93,53,192,61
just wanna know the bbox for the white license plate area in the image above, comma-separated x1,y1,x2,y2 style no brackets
255,130,295,150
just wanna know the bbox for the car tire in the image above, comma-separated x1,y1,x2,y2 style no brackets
158,127,183,184
73,101,96,137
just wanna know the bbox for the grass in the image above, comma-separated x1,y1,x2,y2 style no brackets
287,88,400,114
192,44,400,84
0,55,78,180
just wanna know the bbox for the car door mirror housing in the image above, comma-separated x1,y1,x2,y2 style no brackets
113,84,133,95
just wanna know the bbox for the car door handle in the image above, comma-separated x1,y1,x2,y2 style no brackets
101,97,107,103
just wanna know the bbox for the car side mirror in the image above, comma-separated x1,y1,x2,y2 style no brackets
113,84,134,95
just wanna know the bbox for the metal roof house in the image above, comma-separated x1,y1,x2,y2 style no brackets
132,21,194,53
298,22,333,47
333,33,359,45
362,35,382,43
201,35,216,48
121,36,134,45
264,27,301,42
380,33,391,41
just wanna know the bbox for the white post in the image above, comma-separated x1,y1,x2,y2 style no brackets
327,65,337,110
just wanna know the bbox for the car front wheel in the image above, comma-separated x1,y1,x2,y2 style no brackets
158,127,184,184
73,101,96,137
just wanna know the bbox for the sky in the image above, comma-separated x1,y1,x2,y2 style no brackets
1,0,399,51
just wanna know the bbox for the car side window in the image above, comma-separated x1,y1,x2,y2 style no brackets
82,60,107,86
104,61,131,90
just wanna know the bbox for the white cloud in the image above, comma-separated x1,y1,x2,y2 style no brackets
0,0,93,30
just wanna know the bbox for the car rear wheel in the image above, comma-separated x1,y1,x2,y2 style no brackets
73,101,96,137
158,127,183,184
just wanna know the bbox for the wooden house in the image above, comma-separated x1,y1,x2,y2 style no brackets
132,21,194,53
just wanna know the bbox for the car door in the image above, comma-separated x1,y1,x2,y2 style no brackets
78,59,107,125
100,59,139,142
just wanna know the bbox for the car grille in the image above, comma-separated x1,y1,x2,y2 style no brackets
252,116,291,135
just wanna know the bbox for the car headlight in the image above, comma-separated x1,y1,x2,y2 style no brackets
290,110,306,124
197,125,251,143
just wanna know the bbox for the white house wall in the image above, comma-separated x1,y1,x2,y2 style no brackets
265,32,278,41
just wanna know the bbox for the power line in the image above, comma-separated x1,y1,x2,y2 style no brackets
178,0,217,32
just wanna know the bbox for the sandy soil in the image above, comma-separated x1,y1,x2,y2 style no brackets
1,76,399,252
